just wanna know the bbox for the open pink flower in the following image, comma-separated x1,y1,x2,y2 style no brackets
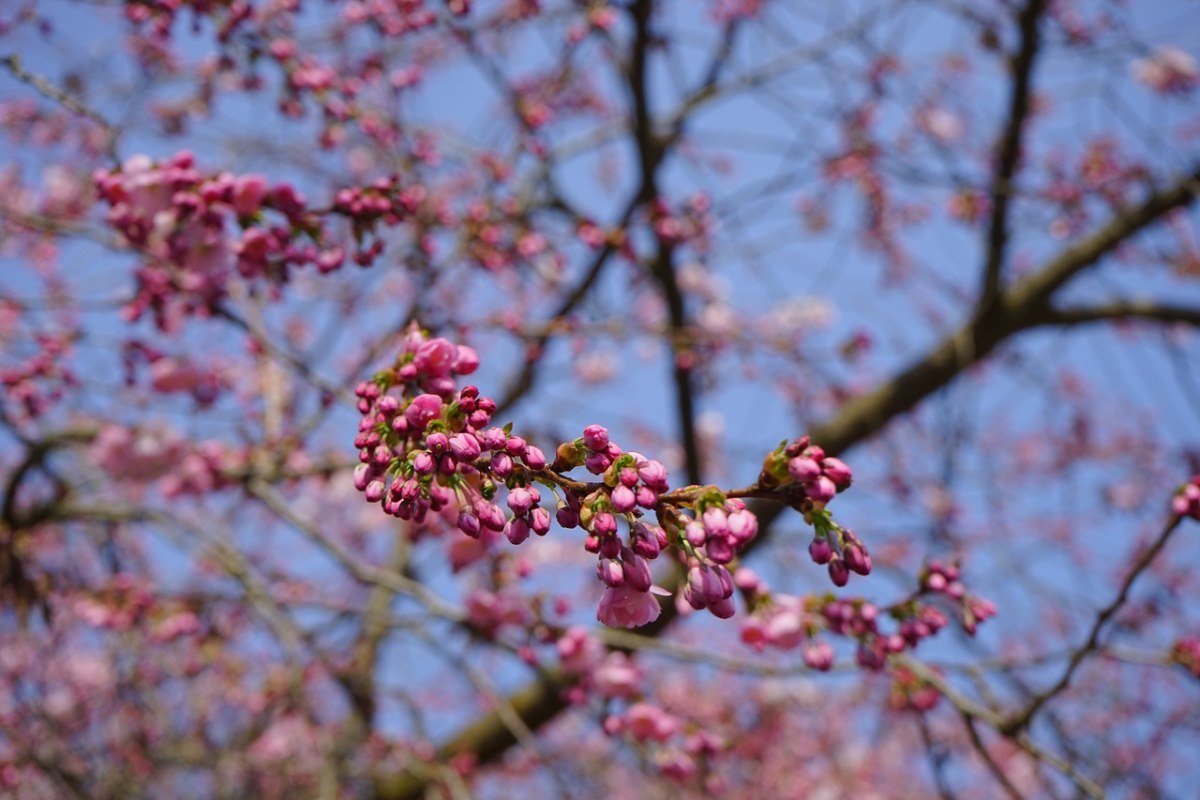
596,584,664,628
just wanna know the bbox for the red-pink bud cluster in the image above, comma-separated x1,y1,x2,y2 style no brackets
354,336,867,630
670,491,762,620
94,151,345,328
90,422,241,497
808,526,871,587
553,426,674,627
920,560,996,636
602,700,723,783
776,436,853,505
683,498,760,566
738,559,994,671
1172,476,1200,520
353,325,546,532
332,174,426,266
1,333,75,420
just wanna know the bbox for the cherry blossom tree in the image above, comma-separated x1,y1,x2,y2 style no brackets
2,0,1199,797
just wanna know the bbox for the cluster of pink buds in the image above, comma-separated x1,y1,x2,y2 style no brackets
332,175,426,266
354,330,869,630
920,560,996,635
1,333,76,420
738,587,837,670
760,438,868,587
807,526,871,587
553,425,674,628
603,701,723,784
765,435,854,505
818,599,900,670
457,199,564,274
1172,476,1200,520
738,558,994,671
681,497,760,566
94,152,345,327
353,326,548,535
666,489,762,620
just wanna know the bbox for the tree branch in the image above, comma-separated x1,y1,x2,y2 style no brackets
1027,300,1200,328
978,0,1049,308
1,53,120,163
999,513,1186,736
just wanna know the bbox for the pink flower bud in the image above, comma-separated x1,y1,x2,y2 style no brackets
505,518,530,545
490,452,514,477
637,459,669,491
622,550,653,592
727,508,758,543
599,535,621,559
371,445,392,467
597,558,624,587
414,338,458,378
582,424,609,451
232,173,268,216
631,523,661,559
478,427,506,451
453,345,480,375
821,457,853,488
412,451,435,474
709,596,736,619
585,452,611,474
475,500,506,531
808,537,833,564
701,507,729,537
829,558,850,587
687,565,727,606
788,456,820,482
529,507,551,535
806,475,837,503
523,446,546,470
843,543,871,575
610,485,636,513
405,393,443,430
636,486,659,508
448,433,481,461
705,536,734,564
456,513,480,537
733,567,761,593
513,486,539,513
353,463,373,491
592,511,617,535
